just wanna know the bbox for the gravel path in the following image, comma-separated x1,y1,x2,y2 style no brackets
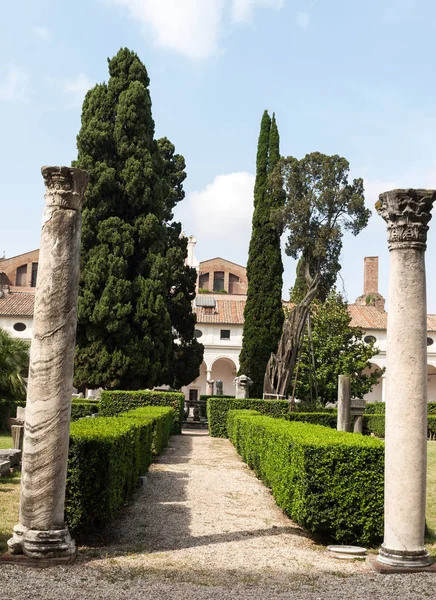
1,429,435,599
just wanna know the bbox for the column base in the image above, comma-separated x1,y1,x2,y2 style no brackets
377,543,431,569
7,523,76,559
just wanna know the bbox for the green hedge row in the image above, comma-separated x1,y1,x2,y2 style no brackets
208,398,290,437
227,410,384,545
365,402,436,415
364,414,436,439
207,397,337,437
65,406,174,534
120,406,174,455
70,401,100,421
99,390,184,433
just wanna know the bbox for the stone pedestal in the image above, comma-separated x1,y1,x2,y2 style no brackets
8,166,88,560
376,188,436,569
337,375,351,432
351,398,366,435
234,375,253,399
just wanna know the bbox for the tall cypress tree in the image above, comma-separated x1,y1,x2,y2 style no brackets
239,111,285,398
158,137,204,388
73,48,201,390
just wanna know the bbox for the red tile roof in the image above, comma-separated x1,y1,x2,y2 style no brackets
194,298,436,331
0,291,35,317
194,299,246,324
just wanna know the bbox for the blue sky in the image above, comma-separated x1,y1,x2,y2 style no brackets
1,0,436,311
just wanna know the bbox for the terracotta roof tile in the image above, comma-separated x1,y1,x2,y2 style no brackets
194,298,436,332
194,299,245,324
0,292,35,317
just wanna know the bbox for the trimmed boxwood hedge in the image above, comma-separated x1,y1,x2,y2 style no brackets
65,406,174,534
365,402,436,415
207,397,337,437
120,406,174,456
364,413,436,440
99,390,184,433
70,401,100,421
227,410,384,545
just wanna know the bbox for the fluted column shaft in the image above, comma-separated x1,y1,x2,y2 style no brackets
376,188,435,569
8,166,88,559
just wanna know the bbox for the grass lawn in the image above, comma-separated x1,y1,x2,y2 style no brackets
0,471,20,553
0,434,13,449
426,442,436,551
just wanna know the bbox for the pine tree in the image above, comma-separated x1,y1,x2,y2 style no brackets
73,48,201,390
239,111,285,398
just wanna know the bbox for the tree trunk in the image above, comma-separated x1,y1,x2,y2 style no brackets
263,272,319,398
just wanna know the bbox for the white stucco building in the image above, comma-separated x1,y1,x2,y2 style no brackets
1,245,435,404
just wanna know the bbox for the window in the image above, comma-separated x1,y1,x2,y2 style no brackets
31,262,38,287
13,323,26,332
194,329,203,338
220,329,230,340
199,272,209,290
229,273,240,294
16,265,27,287
364,335,377,344
213,271,225,292
428,338,434,346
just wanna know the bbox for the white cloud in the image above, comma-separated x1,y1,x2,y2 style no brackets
231,0,284,23
176,172,255,264
62,73,94,108
0,65,30,103
34,26,52,40
108,0,285,59
296,11,310,28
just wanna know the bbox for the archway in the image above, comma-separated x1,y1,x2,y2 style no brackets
210,357,238,396
428,365,436,403
362,362,384,404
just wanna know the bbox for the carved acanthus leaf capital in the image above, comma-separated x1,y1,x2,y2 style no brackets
41,166,89,211
376,188,436,250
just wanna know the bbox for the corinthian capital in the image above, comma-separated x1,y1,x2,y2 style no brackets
376,188,436,250
41,166,89,211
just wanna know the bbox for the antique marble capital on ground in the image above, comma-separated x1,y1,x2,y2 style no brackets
376,188,436,568
8,166,88,560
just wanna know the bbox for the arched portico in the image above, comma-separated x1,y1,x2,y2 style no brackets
362,362,384,403
209,356,238,396
428,364,436,402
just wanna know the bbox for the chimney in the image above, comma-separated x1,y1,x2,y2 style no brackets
363,256,378,294
354,256,385,312
186,235,199,269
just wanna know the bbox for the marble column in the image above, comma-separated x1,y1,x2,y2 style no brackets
376,188,436,569
8,166,88,560
337,375,351,432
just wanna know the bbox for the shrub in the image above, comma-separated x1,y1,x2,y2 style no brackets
363,415,385,438
208,397,290,437
364,402,385,414
428,416,436,440
207,397,337,437
364,414,436,439
99,390,184,433
227,410,384,545
365,402,436,415
70,401,100,421
66,406,174,534
120,406,174,455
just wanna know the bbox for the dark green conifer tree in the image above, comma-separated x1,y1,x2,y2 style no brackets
238,111,285,398
73,49,201,389
158,137,204,388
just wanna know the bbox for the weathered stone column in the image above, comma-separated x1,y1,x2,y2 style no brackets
337,375,351,432
376,188,436,569
8,166,88,560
